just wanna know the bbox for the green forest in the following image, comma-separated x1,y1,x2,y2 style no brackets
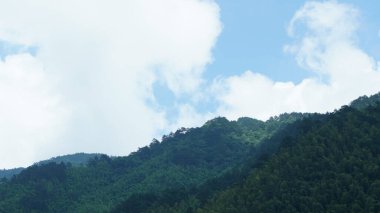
1,93,380,212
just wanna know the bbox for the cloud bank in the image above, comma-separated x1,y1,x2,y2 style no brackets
1,0,380,169
0,0,221,168
214,0,380,120
0,54,68,168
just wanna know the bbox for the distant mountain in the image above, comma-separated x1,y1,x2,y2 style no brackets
0,168,24,180
1,92,379,212
0,153,101,179
36,153,102,166
350,92,380,110
0,113,306,212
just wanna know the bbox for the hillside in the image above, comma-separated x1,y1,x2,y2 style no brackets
0,168,24,180
0,153,101,179
130,93,380,213
198,101,380,212
0,112,303,212
0,92,379,212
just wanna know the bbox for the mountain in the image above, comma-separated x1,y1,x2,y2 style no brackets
350,93,380,110
0,92,379,212
0,168,24,180
35,153,103,166
0,153,101,179
198,98,380,212
0,113,304,212
125,92,380,213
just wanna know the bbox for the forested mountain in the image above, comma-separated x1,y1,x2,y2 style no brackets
123,93,380,213
198,101,380,212
0,153,101,179
0,92,379,212
0,168,24,180
0,113,302,212
350,93,380,110
36,153,102,167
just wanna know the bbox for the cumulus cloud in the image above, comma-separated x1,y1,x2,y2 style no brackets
0,0,221,168
0,54,68,167
2,0,379,169
167,104,215,132
214,0,380,120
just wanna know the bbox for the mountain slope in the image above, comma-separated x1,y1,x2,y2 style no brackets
1,92,379,212
0,168,24,180
111,114,316,213
0,153,101,179
198,102,380,212
36,153,102,166
0,115,302,212
115,93,380,213
350,93,380,110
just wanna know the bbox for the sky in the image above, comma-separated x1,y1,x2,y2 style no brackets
0,0,379,169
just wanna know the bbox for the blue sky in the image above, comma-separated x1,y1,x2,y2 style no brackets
208,0,308,82
0,0,379,168
0,40,37,60
209,0,380,81
155,0,380,122
153,0,308,122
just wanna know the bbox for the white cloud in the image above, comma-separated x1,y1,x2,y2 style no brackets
214,0,380,121
167,104,214,133
2,0,379,169
0,0,221,168
0,54,69,168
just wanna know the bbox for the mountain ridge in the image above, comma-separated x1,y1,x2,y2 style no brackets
0,153,101,179
0,92,379,212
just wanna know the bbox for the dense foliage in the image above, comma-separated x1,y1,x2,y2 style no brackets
110,115,320,213
141,97,380,212
0,153,101,179
1,93,379,212
36,153,102,167
112,93,380,212
198,104,380,212
350,93,380,110
0,168,24,180
0,114,299,212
